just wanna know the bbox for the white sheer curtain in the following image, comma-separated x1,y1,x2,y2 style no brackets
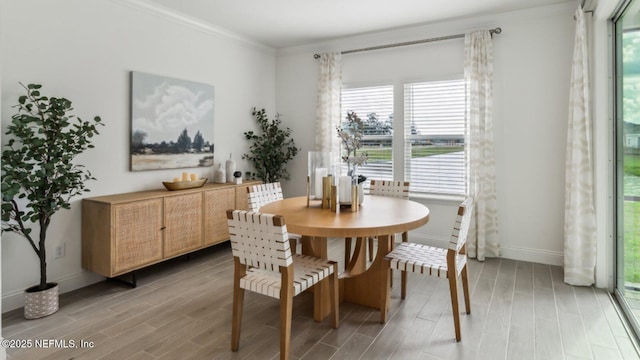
564,7,596,286
464,30,500,261
316,53,342,156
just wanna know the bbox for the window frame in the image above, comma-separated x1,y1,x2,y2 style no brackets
341,74,467,198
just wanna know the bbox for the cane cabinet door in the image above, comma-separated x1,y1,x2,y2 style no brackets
164,192,203,258
204,187,235,245
113,198,164,274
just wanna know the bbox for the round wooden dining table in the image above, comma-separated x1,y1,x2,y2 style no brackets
260,195,430,321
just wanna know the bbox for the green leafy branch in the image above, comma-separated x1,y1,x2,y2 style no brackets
242,108,299,184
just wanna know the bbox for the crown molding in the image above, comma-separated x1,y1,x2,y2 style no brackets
110,0,276,56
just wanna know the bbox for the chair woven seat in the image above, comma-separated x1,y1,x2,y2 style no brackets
240,254,335,299
386,242,467,279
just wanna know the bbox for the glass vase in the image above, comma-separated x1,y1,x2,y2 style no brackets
307,151,334,206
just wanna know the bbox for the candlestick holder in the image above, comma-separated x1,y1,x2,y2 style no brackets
322,175,332,209
330,185,338,212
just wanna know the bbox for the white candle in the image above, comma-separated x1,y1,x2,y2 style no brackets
181,172,189,182
339,176,352,203
314,168,327,199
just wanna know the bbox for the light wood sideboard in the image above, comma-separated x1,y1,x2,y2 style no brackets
82,181,261,279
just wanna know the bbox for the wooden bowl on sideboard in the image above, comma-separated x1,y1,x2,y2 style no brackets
162,178,208,191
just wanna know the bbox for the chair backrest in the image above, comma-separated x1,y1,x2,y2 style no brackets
247,182,284,212
226,209,292,271
369,180,410,199
448,197,474,253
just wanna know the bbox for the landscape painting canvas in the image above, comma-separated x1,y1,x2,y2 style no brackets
130,71,214,171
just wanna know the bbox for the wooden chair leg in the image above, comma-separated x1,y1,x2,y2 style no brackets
280,268,294,360
289,238,297,255
280,293,293,360
401,271,407,300
461,264,471,314
329,263,339,329
380,258,391,323
448,274,461,342
231,259,246,351
231,287,244,351
390,232,407,290
459,244,471,315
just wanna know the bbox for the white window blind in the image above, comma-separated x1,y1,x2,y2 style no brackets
404,79,466,195
341,85,394,186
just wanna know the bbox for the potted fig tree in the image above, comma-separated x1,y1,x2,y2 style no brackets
1,83,103,319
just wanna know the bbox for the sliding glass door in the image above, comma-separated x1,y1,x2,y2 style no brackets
615,0,640,334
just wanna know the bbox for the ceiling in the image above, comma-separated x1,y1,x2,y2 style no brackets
147,0,574,48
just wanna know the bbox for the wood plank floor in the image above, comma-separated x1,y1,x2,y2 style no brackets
3,239,639,360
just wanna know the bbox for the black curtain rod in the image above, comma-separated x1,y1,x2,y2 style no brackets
313,27,502,59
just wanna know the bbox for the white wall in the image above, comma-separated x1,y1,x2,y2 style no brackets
276,2,577,264
1,0,277,311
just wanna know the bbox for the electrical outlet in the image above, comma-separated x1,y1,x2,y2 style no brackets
55,243,65,258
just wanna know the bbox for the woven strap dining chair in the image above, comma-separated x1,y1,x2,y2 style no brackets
247,182,284,212
247,182,301,253
227,209,339,360
345,180,410,269
380,197,474,342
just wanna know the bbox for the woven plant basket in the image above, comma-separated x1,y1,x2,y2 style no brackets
24,283,59,319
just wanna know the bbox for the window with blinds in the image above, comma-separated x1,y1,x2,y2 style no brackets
341,85,394,186
404,79,466,195
341,80,466,196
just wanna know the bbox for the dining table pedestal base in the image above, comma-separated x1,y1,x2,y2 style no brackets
303,234,392,321
342,234,391,310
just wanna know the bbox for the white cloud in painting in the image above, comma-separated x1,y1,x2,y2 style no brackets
133,81,213,144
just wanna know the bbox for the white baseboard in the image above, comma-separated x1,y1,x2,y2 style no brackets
409,233,564,266
2,271,104,313
499,246,564,266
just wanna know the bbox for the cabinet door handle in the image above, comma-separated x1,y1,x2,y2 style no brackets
160,226,166,230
